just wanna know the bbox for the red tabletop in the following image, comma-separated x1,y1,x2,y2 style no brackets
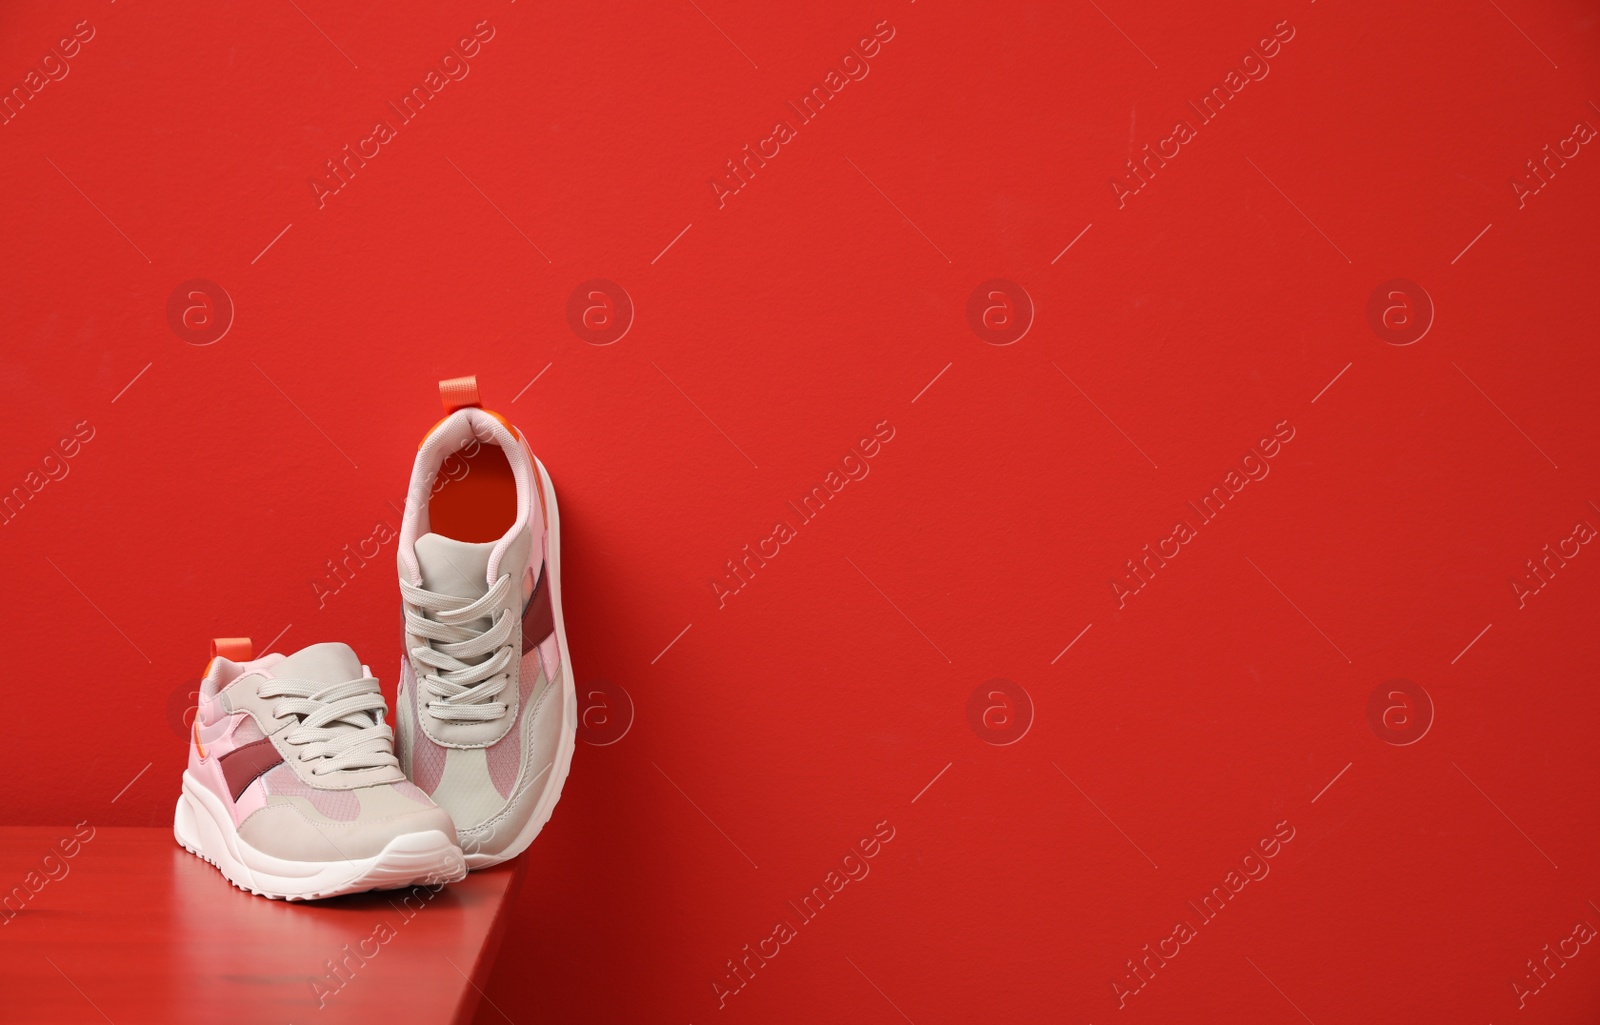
0,826,524,1025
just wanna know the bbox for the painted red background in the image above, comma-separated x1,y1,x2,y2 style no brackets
3,1,1599,1022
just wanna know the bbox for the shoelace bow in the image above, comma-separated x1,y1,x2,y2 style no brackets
400,573,515,724
256,675,398,775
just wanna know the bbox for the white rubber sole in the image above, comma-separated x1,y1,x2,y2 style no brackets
462,454,579,870
174,773,467,901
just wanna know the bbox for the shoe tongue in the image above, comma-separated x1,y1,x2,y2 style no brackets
414,533,496,601
274,642,364,685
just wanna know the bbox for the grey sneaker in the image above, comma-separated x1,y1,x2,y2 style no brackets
174,638,467,900
395,375,577,869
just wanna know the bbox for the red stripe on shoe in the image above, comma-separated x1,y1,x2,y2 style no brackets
520,568,554,655
219,737,285,801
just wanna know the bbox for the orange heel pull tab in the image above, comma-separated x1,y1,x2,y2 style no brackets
421,376,513,450
440,375,481,412
210,638,253,662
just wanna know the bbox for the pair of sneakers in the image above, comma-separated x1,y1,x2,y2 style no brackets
174,376,576,900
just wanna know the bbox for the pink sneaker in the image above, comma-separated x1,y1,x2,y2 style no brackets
174,638,467,900
394,376,577,869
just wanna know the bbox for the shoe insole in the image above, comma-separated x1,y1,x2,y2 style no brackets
429,441,517,543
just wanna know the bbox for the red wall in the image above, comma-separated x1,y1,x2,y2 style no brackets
4,1,1600,1021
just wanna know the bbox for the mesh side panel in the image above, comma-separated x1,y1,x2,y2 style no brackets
408,681,447,795
393,780,434,807
260,763,360,822
484,729,523,800
432,749,503,829
484,657,544,800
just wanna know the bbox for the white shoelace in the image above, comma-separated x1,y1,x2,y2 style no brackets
401,574,515,724
256,675,399,775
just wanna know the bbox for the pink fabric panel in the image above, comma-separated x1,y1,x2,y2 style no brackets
406,668,447,795
392,780,434,807
259,763,359,822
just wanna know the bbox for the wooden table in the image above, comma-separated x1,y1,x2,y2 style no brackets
0,826,524,1024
